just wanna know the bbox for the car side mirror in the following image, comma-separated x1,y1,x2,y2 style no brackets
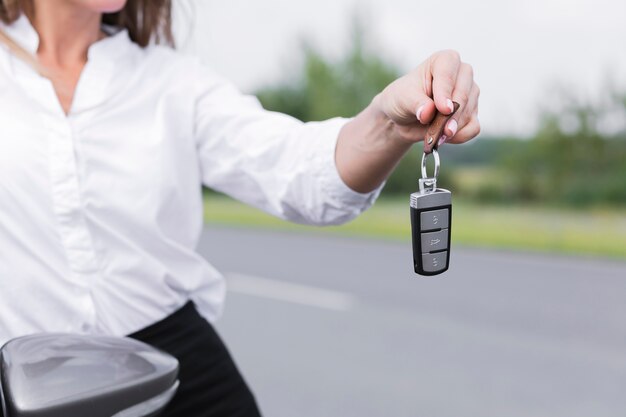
0,334,179,417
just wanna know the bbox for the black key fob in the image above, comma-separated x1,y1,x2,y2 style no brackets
410,186,452,275
410,147,452,276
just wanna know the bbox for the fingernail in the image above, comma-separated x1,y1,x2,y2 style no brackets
416,105,425,124
446,99,454,113
447,119,458,136
438,135,448,146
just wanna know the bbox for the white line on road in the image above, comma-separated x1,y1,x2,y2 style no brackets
225,272,357,312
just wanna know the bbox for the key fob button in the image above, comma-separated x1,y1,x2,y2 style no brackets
422,251,448,272
420,209,449,231
421,229,448,252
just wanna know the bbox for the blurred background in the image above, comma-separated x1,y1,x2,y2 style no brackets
176,0,626,416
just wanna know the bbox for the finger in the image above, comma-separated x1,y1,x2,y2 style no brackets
443,63,474,138
413,67,436,125
449,115,481,144
382,70,438,125
442,83,479,145
430,50,461,115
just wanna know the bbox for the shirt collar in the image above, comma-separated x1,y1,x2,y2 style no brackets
1,14,39,55
1,13,134,63
2,13,139,116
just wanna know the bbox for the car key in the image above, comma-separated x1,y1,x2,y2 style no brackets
410,102,459,276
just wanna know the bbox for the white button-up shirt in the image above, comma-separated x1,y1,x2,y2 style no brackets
0,16,381,346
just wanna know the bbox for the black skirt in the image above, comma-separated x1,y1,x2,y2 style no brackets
128,301,262,417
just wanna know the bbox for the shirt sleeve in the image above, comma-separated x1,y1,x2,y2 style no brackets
192,63,383,226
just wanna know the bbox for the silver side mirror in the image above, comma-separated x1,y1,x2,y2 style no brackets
0,334,179,417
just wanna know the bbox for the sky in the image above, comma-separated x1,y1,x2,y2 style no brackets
175,0,626,137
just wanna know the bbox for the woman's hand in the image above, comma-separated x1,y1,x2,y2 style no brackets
373,49,480,146
336,50,480,193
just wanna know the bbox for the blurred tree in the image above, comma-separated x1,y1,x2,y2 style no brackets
256,17,399,121
496,90,626,206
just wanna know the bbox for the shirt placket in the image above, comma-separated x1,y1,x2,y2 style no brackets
45,115,99,333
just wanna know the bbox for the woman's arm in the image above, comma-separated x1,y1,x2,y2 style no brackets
336,50,481,193
193,64,381,226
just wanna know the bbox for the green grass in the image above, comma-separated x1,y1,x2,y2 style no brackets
204,195,626,259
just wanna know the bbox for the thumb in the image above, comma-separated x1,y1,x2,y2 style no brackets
415,98,437,125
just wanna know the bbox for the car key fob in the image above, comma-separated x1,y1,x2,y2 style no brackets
410,149,452,276
410,102,459,276
410,179,452,275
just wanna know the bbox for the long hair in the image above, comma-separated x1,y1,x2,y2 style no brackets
0,0,173,72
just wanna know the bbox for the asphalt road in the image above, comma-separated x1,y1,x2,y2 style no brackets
198,226,626,417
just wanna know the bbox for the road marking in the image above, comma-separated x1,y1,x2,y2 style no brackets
225,272,357,312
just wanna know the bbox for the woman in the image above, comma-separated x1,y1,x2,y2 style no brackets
0,0,480,416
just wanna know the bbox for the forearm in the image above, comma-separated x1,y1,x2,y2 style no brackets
335,95,412,194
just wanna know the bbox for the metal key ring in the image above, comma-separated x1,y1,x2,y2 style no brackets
421,149,440,179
